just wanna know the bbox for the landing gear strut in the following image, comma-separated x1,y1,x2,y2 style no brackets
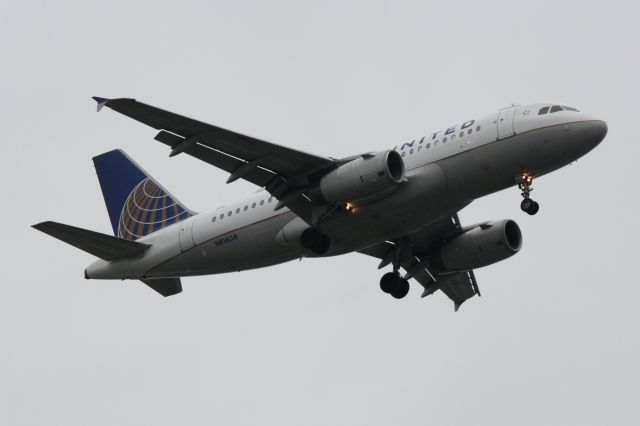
380,272,410,299
518,173,539,215
379,238,411,299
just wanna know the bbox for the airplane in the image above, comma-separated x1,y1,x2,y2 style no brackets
32,98,607,310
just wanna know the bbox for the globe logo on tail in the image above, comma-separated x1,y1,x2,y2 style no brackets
118,178,191,241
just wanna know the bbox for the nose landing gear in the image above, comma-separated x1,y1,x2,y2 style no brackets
518,173,539,215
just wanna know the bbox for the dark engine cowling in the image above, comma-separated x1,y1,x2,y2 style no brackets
275,217,330,255
317,150,405,204
430,219,522,272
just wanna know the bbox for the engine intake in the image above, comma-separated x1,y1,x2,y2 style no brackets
431,219,522,272
317,150,405,204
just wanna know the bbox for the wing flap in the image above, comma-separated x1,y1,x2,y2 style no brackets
435,271,478,311
32,221,150,261
154,134,314,221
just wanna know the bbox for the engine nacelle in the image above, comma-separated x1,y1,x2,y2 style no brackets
275,217,330,255
317,150,405,204
430,219,522,272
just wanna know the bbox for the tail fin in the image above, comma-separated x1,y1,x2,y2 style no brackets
93,149,194,241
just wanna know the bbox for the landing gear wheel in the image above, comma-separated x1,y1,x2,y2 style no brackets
380,272,398,294
391,278,410,299
520,199,539,215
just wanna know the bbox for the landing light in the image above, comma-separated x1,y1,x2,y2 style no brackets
345,202,357,213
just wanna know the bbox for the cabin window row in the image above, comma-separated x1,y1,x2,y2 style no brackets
400,125,482,156
211,197,274,222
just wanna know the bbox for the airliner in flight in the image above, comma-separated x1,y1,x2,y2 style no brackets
33,98,607,309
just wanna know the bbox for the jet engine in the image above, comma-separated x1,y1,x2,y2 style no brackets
316,150,405,204
430,219,522,272
275,217,330,255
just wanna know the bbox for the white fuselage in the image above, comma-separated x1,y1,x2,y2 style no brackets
85,103,607,280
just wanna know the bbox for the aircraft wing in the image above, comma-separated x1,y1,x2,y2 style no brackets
93,97,337,222
358,214,480,311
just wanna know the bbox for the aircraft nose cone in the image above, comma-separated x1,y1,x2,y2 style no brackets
592,120,609,143
587,119,608,149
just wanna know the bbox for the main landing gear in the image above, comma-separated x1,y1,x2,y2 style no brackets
518,173,539,216
379,238,411,299
380,272,410,299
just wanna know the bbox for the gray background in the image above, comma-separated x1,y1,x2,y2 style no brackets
2,1,639,425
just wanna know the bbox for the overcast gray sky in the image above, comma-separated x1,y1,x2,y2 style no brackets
2,1,639,425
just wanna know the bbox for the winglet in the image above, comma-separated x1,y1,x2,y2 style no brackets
92,96,110,112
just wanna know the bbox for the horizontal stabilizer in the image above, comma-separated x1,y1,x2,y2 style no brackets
32,221,150,261
141,278,182,297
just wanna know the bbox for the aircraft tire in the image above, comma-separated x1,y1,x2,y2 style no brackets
380,272,398,294
527,201,540,215
391,278,410,299
520,198,533,212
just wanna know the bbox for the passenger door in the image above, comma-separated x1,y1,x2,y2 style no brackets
178,217,195,252
497,106,516,140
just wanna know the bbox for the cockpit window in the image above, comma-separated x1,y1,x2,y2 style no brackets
538,106,550,115
563,106,580,112
550,105,564,113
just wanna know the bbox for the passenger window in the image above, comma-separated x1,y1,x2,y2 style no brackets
252,202,256,208
401,152,406,157
443,137,447,143
459,131,464,137
476,125,481,132
268,197,273,203
236,208,240,214
244,205,248,211
426,143,431,149
550,105,563,113
220,214,224,220
228,211,232,217
212,216,216,223
260,200,264,206
468,129,472,135
538,106,550,115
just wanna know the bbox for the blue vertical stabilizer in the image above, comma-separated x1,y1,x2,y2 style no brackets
92,149,193,241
